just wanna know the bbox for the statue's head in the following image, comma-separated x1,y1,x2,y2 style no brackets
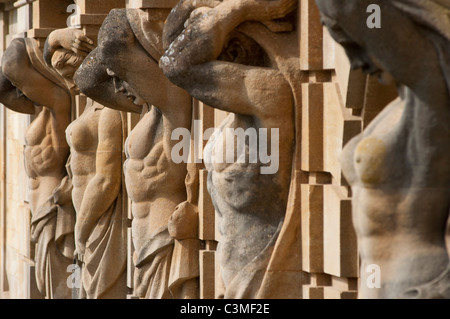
106,68,146,107
51,48,83,91
315,0,394,85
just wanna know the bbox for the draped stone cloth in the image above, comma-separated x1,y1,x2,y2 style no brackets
133,226,174,298
24,38,70,92
30,176,76,299
81,184,127,299
25,38,75,299
75,102,127,299
255,39,305,298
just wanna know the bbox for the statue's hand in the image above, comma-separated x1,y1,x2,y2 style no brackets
162,0,221,50
74,234,86,261
168,202,199,240
52,176,73,205
160,9,224,80
49,28,94,57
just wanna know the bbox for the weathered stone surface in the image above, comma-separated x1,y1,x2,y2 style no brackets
45,26,127,299
160,0,304,298
1,0,447,301
0,36,74,299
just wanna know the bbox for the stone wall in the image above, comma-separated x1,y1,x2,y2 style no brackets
0,0,34,299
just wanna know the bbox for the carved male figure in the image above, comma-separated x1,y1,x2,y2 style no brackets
315,0,450,298
0,37,75,299
74,8,199,298
160,0,300,298
44,27,128,299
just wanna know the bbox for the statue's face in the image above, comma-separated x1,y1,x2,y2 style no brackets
322,15,378,73
106,68,146,109
52,49,83,90
317,3,394,85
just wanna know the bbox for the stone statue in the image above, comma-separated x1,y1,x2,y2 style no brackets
160,0,303,298
315,0,450,298
0,37,75,299
44,27,128,299
74,8,199,298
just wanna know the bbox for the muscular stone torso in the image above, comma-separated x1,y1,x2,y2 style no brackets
25,107,69,178
204,112,293,286
24,106,70,212
124,105,187,242
67,102,102,212
341,95,450,298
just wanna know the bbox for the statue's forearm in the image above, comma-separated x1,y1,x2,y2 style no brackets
44,28,94,66
75,173,121,244
162,0,246,66
0,70,35,114
0,89,35,114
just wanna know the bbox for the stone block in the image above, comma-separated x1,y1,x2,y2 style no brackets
199,250,215,299
214,109,228,129
323,82,362,185
322,27,335,70
300,0,323,70
331,275,358,291
323,285,357,299
302,286,324,299
126,0,179,9
32,0,73,30
199,169,214,241
323,185,358,278
77,0,125,14
76,0,125,40
18,203,31,259
301,184,323,273
301,83,324,172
